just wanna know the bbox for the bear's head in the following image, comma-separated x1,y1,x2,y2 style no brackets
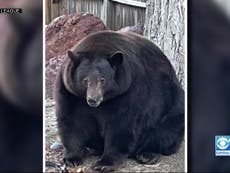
64,50,131,107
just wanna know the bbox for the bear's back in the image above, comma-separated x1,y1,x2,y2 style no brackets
70,31,174,78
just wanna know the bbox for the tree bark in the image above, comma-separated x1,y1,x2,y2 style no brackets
144,0,185,87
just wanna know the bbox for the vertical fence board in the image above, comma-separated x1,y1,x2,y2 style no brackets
50,1,60,21
66,0,103,18
110,1,145,30
45,0,51,24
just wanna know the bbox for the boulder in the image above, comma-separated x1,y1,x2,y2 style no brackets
118,24,144,35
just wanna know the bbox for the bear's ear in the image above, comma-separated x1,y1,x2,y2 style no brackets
67,50,76,61
67,50,81,65
109,51,123,67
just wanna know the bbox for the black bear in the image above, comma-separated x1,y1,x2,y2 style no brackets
55,31,184,172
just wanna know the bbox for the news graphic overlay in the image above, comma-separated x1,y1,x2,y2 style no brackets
0,8,22,14
215,136,230,156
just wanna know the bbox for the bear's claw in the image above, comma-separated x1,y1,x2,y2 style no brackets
92,159,117,172
63,157,82,167
92,165,116,172
135,153,160,164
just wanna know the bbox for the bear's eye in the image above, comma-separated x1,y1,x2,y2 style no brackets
82,77,89,87
100,77,106,85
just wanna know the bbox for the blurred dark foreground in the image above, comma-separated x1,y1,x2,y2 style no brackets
189,0,230,172
0,0,42,172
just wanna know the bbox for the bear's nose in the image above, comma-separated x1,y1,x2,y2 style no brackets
86,96,103,107
87,98,97,105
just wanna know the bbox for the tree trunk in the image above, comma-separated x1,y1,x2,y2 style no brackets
144,0,185,87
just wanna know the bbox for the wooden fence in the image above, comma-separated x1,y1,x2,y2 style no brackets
46,0,146,30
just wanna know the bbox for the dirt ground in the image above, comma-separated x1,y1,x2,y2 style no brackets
45,98,184,172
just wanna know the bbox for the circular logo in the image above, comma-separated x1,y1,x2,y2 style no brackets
217,137,229,150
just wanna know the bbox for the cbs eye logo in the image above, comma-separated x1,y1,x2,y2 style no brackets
216,137,229,150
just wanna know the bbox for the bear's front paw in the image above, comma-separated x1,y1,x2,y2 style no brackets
63,156,83,167
92,159,117,172
135,152,160,165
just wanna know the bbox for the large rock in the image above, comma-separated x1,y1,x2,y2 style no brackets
46,13,108,98
118,24,144,35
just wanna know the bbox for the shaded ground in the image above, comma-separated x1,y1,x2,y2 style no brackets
45,99,184,172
